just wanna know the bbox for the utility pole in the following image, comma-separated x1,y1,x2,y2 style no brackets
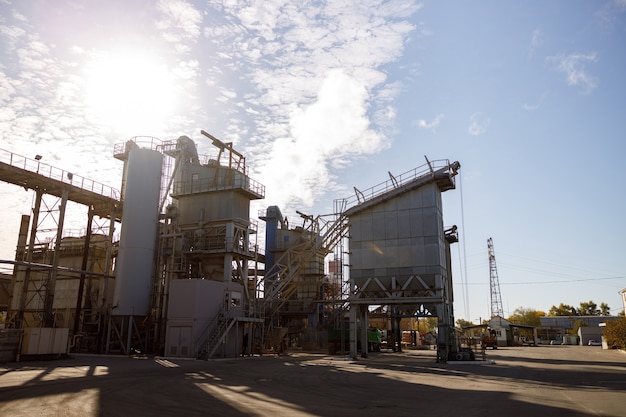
488,237,504,318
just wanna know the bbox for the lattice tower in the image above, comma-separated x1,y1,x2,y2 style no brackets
488,237,504,318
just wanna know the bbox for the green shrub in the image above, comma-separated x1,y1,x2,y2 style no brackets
604,317,626,349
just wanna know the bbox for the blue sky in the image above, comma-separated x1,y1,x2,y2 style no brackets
1,0,624,322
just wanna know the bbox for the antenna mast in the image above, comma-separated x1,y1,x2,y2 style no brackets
488,237,504,318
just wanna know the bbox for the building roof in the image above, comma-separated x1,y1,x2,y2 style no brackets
539,316,620,329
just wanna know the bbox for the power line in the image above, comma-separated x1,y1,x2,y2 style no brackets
458,173,470,320
463,275,624,285
502,276,625,285
498,250,624,278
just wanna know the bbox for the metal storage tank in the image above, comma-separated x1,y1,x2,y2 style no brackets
348,181,448,292
342,159,460,360
113,148,163,316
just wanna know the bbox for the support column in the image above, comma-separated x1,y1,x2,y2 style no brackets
101,208,117,309
224,223,234,282
349,304,357,359
43,188,69,327
74,206,94,335
17,189,43,328
360,305,368,358
395,314,402,352
7,215,30,324
97,208,117,353
348,266,358,358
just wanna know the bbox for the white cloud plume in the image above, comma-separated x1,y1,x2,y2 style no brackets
258,69,386,207
548,52,599,94
528,28,542,57
467,113,490,136
417,114,444,130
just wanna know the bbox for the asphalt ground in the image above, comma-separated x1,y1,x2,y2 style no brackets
0,345,624,417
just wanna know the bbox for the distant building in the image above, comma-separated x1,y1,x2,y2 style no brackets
539,316,620,345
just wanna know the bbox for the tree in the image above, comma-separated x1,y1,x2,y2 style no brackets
549,303,577,316
578,300,600,316
456,318,474,328
549,301,610,316
604,317,626,349
599,302,611,316
507,307,544,327
417,317,438,333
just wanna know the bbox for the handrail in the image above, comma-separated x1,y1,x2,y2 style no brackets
172,174,265,197
195,301,225,358
0,148,120,200
335,158,454,212
113,136,163,154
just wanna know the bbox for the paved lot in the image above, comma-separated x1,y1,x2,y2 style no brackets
0,345,624,417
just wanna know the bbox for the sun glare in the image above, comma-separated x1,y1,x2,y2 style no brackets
84,49,178,135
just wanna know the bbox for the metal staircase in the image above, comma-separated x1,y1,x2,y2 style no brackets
257,212,349,348
196,302,236,359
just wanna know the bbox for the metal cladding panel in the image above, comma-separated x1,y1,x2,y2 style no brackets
349,183,448,289
177,192,250,226
165,279,244,358
167,279,220,319
113,149,163,316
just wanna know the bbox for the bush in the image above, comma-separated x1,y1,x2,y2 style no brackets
604,317,626,349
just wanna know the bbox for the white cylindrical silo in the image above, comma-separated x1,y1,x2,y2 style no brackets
113,148,163,316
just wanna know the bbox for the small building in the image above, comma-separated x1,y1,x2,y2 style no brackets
578,326,603,347
488,316,510,347
463,316,537,347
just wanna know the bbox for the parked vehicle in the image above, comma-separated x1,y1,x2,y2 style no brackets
481,329,498,349
588,340,602,346
519,337,536,346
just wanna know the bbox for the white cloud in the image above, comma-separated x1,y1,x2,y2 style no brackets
156,0,202,53
548,52,598,94
417,114,444,130
522,92,548,111
203,0,421,213
528,28,542,57
468,113,490,136
594,0,626,29
259,69,387,208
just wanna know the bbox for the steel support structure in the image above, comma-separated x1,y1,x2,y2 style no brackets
488,237,504,318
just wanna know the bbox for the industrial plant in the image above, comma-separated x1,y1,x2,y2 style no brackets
0,131,463,362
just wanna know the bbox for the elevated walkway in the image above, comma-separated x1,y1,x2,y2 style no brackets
0,148,121,219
